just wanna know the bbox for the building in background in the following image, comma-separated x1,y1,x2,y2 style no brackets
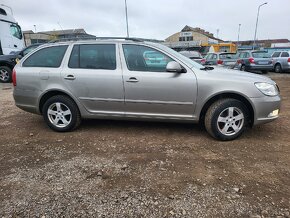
163,25,239,55
23,29,96,46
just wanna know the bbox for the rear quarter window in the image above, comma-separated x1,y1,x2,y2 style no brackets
23,45,68,68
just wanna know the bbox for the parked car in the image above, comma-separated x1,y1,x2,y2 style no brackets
143,50,169,67
179,50,203,64
271,51,290,73
236,50,273,74
0,43,42,82
13,39,281,141
202,52,238,68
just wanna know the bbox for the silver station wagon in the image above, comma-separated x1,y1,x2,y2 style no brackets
13,38,281,141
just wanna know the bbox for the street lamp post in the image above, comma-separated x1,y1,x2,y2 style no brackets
237,24,241,49
253,2,267,50
0,4,13,16
124,0,129,38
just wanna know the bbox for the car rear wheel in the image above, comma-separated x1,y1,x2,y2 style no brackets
261,70,268,74
42,95,81,132
274,64,282,73
205,99,249,141
240,65,246,71
0,66,12,83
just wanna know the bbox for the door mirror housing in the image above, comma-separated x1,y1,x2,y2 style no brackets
166,61,185,73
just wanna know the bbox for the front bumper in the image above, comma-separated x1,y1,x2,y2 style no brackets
251,95,281,125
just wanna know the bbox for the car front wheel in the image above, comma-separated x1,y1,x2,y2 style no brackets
42,95,81,132
205,99,249,141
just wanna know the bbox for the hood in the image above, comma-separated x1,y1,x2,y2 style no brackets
0,54,17,61
197,66,275,85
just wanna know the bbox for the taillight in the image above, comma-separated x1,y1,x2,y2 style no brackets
217,59,223,65
201,59,206,64
12,69,16,86
237,59,242,64
249,57,255,64
288,58,290,62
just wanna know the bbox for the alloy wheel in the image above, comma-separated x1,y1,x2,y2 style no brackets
47,102,72,128
217,107,244,136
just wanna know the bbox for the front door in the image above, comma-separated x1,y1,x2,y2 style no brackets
121,44,197,120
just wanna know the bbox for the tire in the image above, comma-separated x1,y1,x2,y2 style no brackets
42,95,81,132
205,99,249,141
274,64,282,73
261,70,268,74
0,66,12,83
240,65,246,71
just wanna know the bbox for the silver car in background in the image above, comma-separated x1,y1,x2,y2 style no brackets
272,51,290,73
13,39,281,141
202,52,238,68
236,50,273,74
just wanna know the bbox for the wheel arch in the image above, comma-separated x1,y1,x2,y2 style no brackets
199,92,255,127
0,61,14,71
38,89,79,115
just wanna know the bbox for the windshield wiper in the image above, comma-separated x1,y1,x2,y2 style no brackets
200,66,214,71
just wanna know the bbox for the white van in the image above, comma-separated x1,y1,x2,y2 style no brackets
0,7,24,55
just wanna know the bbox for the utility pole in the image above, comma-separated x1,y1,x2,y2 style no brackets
124,0,129,38
237,24,241,49
34,25,38,43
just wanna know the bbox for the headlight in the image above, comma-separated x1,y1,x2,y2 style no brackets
255,82,279,96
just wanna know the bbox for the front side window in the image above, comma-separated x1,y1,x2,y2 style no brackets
23,45,68,68
123,44,173,72
10,24,23,40
68,44,116,70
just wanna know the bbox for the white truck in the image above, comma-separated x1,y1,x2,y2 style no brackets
0,7,24,55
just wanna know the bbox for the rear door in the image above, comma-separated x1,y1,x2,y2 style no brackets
121,44,197,120
61,43,124,115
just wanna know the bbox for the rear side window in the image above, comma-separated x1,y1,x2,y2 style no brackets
281,52,289,57
68,44,116,70
23,45,68,68
272,52,281,58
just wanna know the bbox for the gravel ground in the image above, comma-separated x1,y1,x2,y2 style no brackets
0,73,290,217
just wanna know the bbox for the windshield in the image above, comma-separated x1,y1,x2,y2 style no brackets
252,52,271,58
149,42,204,69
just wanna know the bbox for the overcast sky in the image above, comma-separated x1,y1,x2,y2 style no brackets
1,0,290,41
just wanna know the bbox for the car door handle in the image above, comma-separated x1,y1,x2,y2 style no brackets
126,77,139,83
14,44,17,48
64,75,76,80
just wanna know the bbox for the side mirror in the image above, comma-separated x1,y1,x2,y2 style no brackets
166,61,185,73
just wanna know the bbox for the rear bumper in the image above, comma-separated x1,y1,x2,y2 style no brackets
248,64,273,71
251,95,281,125
13,88,40,114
